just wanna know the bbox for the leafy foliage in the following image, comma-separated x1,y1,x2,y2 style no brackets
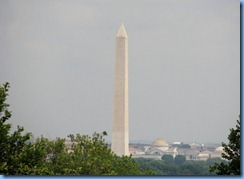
0,82,33,174
0,82,11,123
135,157,226,175
209,118,240,175
0,82,153,175
174,155,186,165
15,132,153,175
161,154,174,163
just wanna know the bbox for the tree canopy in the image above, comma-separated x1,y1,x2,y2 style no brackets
209,117,240,175
135,157,225,175
161,154,174,163
1,82,239,176
174,155,186,165
0,82,33,174
0,82,153,175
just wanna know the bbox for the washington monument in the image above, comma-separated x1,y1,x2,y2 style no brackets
111,24,129,156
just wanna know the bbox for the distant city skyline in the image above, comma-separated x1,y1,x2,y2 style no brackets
0,0,240,144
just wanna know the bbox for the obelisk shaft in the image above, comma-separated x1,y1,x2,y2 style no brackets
112,24,129,156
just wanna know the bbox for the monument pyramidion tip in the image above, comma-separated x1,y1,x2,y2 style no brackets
116,23,128,37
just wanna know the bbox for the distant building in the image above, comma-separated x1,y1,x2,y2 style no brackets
130,138,223,161
198,150,212,160
177,148,200,160
190,142,202,150
208,146,224,159
145,138,169,155
133,138,177,159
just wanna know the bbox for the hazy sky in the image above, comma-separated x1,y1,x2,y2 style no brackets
0,0,240,144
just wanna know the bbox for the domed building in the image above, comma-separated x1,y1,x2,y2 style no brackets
215,146,224,152
145,138,173,156
190,142,201,150
211,146,224,159
151,138,170,148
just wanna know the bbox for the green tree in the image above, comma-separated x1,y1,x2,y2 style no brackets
209,117,240,175
135,157,214,175
63,132,117,175
180,160,210,175
0,82,33,174
0,82,152,175
174,155,186,165
18,137,53,174
206,158,225,166
65,132,153,175
161,154,174,163
0,82,11,123
112,155,154,175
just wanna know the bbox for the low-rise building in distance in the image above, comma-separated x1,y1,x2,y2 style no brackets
129,138,224,161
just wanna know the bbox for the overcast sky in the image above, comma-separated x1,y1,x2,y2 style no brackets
0,0,240,144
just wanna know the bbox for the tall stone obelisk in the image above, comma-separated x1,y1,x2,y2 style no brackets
111,24,129,156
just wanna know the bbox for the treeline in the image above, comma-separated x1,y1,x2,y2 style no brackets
0,82,153,175
135,157,227,175
0,82,240,175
